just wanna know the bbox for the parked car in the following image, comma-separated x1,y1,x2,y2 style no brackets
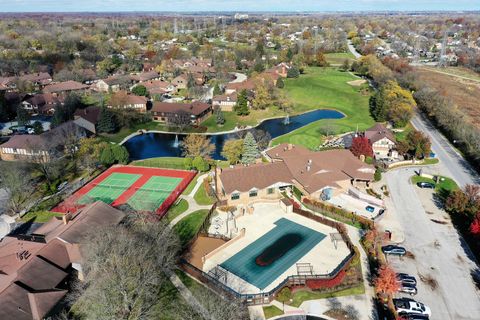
366,205,375,213
401,313,430,320
398,282,418,295
397,273,417,286
382,245,407,256
417,182,435,189
394,298,431,317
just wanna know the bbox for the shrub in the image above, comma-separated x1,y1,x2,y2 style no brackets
184,157,193,170
374,168,382,182
192,156,210,172
306,270,346,290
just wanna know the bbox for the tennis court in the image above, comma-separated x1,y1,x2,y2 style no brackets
220,218,326,290
78,173,141,205
127,176,183,211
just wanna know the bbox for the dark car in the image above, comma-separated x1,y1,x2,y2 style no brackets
400,313,430,320
397,273,417,286
366,205,375,213
417,182,435,189
398,282,418,295
382,245,407,256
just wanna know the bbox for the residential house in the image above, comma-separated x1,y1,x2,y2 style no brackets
108,92,148,113
225,79,256,95
171,74,188,89
19,72,53,89
217,143,375,206
364,123,397,159
151,101,212,125
141,80,177,96
21,93,64,115
131,71,161,83
212,92,237,111
0,121,85,162
94,75,133,93
0,201,125,320
73,106,101,134
43,81,89,96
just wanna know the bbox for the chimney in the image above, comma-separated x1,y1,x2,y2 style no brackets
287,143,293,150
63,212,72,225
306,165,311,172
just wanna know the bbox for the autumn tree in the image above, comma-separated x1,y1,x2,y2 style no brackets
372,80,416,127
181,134,215,158
470,214,480,237
445,189,469,214
252,82,271,110
341,59,350,72
374,264,399,296
350,136,373,158
77,137,108,172
316,52,329,67
221,139,244,165
405,130,431,159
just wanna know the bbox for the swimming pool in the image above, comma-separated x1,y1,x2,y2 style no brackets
220,218,326,290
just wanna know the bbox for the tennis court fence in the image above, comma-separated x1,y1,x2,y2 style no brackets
155,171,197,217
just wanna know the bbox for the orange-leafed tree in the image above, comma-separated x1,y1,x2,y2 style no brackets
350,136,373,158
374,264,399,296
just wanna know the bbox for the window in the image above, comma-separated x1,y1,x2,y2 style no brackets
267,187,275,194
249,190,258,198
231,193,240,200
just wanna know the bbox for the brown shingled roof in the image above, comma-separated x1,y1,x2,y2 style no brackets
151,101,211,116
365,123,396,144
43,80,88,93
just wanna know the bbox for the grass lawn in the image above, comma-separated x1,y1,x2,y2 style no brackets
173,209,209,246
263,305,284,319
20,211,62,223
394,123,414,142
272,67,374,149
411,175,459,193
325,52,356,65
289,284,365,308
99,121,168,144
183,174,199,195
165,199,189,222
194,183,215,205
131,157,188,170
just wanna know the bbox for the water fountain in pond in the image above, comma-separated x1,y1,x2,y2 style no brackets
283,114,290,125
173,134,179,148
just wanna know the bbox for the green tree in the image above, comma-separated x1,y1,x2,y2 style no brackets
276,77,285,89
287,66,300,78
241,132,259,164
32,121,44,134
97,107,118,133
253,58,265,73
184,157,193,170
16,105,30,126
214,106,225,125
341,59,350,72
131,85,148,96
99,144,129,166
213,83,222,96
234,89,250,116
286,48,294,61
277,287,292,311
372,80,415,127
192,156,210,172
221,139,244,165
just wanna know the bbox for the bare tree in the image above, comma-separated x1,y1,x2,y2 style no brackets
0,162,34,215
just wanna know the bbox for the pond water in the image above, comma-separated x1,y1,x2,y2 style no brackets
123,109,344,160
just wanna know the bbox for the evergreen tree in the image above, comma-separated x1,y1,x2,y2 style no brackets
132,85,148,96
276,78,285,89
97,107,118,133
213,83,222,96
234,90,250,116
287,66,300,78
253,58,265,73
214,106,225,125
32,121,44,134
286,48,294,61
241,132,260,164
16,105,30,126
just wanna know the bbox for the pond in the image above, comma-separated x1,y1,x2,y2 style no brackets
123,109,344,160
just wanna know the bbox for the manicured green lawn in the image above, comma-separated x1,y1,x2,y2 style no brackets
20,211,62,223
173,209,209,246
194,183,215,205
394,123,414,142
131,157,188,170
272,67,374,149
263,305,284,319
183,174,199,195
165,199,189,222
289,284,365,307
411,175,458,193
325,52,356,65
99,121,168,144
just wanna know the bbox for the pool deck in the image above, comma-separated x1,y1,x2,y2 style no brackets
203,203,351,294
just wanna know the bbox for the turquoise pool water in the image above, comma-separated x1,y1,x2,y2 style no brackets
220,218,326,290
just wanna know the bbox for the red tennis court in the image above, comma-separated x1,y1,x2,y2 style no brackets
53,165,196,217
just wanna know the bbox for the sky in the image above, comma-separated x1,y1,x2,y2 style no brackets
0,0,479,12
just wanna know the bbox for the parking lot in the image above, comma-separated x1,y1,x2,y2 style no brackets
382,168,480,320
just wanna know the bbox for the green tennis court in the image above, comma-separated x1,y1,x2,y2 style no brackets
220,218,326,290
127,176,183,211
78,173,141,205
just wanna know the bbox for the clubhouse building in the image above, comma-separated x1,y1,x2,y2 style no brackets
216,143,375,206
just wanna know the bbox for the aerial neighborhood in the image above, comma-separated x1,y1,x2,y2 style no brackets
0,7,479,320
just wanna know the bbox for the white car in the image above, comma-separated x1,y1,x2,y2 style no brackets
394,298,431,317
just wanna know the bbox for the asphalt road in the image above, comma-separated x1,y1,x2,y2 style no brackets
384,168,480,320
347,40,362,59
411,114,479,187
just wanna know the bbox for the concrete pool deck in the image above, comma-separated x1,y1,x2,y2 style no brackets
203,203,351,294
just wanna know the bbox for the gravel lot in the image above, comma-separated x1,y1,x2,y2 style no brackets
382,168,480,320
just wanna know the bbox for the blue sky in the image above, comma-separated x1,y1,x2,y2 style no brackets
1,0,478,12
